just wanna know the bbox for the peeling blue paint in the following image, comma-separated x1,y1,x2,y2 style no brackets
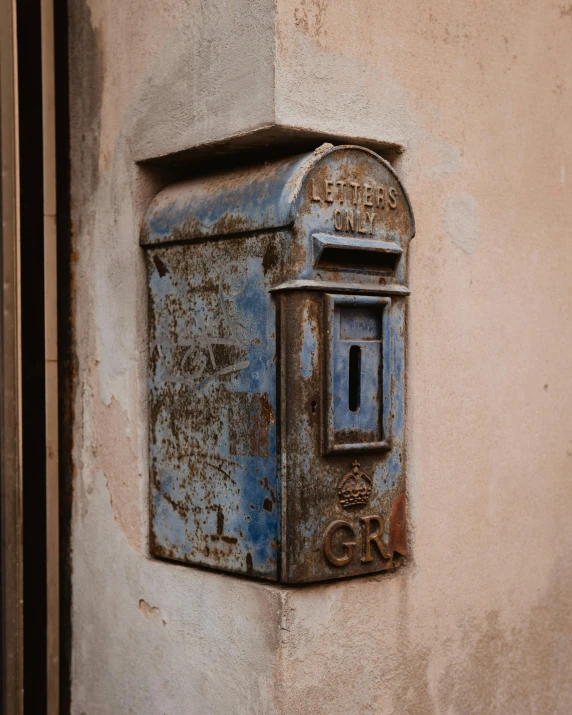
142,144,414,582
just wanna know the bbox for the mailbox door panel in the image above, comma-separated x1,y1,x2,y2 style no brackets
281,290,406,583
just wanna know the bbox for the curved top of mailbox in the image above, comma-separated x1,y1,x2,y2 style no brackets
140,144,415,246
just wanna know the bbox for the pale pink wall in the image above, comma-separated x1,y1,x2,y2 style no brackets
274,3,572,710
69,0,572,712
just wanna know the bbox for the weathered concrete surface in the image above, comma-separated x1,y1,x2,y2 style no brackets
69,0,572,712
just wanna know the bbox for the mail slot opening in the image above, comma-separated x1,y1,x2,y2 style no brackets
316,246,401,272
348,345,361,412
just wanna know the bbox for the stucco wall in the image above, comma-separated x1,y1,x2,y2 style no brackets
69,1,572,713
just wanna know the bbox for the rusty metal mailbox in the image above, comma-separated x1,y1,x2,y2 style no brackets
141,144,414,583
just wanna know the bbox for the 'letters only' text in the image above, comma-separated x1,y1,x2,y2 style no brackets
311,178,398,235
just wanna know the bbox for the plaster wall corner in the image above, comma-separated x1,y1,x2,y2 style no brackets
68,0,572,712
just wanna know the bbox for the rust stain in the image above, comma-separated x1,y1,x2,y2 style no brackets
229,392,274,457
259,393,275,424
388,493,407,557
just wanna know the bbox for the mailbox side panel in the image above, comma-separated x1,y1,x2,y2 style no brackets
146,232,288,579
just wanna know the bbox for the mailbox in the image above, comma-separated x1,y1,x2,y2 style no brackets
141,144,414,583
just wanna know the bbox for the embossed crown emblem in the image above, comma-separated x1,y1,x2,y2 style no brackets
337,461,373,509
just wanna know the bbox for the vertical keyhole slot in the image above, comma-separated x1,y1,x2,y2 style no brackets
348,345,361,412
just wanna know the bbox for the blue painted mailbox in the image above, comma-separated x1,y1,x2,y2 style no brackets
141,144,415,582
